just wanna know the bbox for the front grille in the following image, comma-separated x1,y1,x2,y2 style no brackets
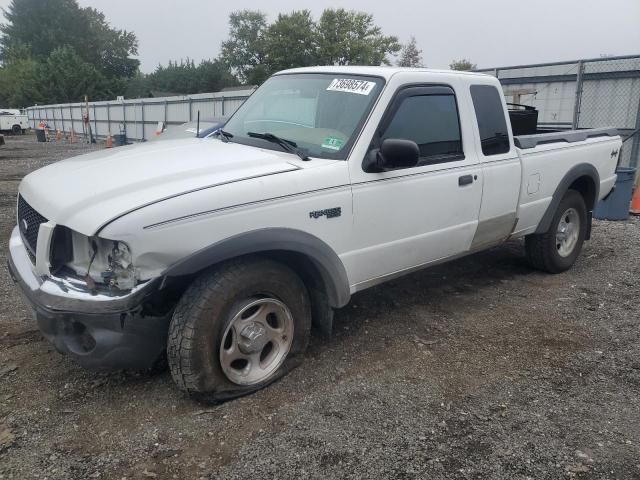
17,195,47,263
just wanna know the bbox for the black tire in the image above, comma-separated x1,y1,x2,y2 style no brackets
525,189,587,273
11,124,21,135
167,258,311,403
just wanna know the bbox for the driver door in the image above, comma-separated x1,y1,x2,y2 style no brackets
345,84,483,288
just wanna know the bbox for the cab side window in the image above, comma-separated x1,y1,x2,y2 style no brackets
470,85,510,155
381,93,464,165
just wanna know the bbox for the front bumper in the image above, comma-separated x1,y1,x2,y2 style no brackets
7,226,169,370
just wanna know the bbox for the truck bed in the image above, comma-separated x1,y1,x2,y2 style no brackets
512,131,621,238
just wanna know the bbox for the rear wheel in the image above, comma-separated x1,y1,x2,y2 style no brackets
525,189,587,273
11,124,21,135
167,258,311,403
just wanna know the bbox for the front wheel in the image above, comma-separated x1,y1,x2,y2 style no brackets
525,189,587,273
167,258,311,403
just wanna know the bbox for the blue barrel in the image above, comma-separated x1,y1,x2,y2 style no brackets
593,167,636,221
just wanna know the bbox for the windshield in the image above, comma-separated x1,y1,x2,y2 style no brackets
221,73,384,160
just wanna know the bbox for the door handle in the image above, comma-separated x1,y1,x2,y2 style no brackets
458,175,474,186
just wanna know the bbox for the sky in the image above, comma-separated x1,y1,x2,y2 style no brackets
1,0,639,73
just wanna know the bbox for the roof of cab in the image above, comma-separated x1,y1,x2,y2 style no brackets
276,65,492,81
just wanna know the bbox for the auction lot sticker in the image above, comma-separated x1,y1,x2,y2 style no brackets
327,78,376,95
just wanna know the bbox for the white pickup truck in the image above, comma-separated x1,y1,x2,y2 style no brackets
8,67,621,402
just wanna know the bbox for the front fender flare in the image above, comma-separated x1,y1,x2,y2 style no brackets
162,228,350,308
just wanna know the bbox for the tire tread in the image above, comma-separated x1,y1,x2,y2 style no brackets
167,258,310,400
525,189,587,274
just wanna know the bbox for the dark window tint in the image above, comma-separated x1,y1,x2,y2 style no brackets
470,85,510,155
382,94,463,162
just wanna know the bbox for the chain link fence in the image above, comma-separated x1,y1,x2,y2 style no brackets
477,54,640,170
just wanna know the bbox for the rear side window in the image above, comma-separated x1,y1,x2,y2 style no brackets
470,85,510,156
382,94,463,162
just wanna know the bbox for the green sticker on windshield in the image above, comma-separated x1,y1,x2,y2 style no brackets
321,136,344,151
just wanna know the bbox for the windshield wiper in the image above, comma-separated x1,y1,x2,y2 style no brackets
214,129,233,143
247,131,310,161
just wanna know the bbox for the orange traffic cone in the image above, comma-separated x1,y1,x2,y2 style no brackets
55,129,63,141
69,129,76,144
105,133,113,149
630,187,640,215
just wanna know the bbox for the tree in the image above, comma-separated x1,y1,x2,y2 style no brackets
124,59,239,98
449,59,476,71
0,54,44,107
134,58,238,96
0,0,141,106
82,7,139,79
0,45,117,107
219,10,268,84
147,59,200,94
315,9,400,66
397,36,423,67
39,46,111,103
0,0,139,78
218,9,401,85
196,59,239,93
264,10,317,73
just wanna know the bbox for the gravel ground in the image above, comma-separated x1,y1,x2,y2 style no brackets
1,134,639,480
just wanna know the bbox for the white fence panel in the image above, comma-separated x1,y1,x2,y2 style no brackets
26,88,255,143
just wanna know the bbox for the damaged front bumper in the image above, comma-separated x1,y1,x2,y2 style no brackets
7,226,169,370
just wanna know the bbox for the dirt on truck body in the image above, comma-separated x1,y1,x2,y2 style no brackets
1,134,640,479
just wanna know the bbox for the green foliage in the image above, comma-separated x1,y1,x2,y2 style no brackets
40,46,112,103
220,10,268,84
315,9,400,66
0,0,140,106
449,59,477,71
263,10,317,73
221,8,401,84
0,54,43,107
0,0,139,78
151,59,200,94
0,1,406,107
397,36,423,68
197,59,239,93
124,59,238,98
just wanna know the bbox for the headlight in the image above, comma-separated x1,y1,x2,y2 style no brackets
65,231,139,291
103,241,138,290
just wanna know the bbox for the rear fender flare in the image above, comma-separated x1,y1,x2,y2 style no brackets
535,163,599,234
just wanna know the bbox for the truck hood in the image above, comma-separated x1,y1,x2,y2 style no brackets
19,138,300,236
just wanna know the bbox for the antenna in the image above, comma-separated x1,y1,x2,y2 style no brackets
196,110,200,138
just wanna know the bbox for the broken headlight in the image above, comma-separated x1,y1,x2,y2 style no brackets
101,241,138,290
65,231,139,291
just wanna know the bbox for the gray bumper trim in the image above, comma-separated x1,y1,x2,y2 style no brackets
7,225,168,370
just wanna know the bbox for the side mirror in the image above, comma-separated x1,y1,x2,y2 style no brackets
363,138,420,172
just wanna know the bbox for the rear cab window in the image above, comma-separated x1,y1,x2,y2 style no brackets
470,85,511,156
